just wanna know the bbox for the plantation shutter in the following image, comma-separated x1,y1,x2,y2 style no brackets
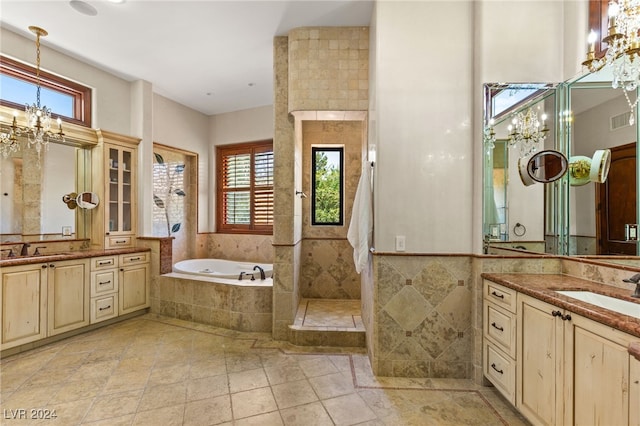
217,141,273,234
254,147,274,228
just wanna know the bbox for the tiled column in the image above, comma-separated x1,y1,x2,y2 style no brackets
272,36,300,340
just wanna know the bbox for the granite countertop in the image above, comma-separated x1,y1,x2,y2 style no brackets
481,273,640,361
0,247,151,268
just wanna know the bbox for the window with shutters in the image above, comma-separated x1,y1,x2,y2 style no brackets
216,140,273,234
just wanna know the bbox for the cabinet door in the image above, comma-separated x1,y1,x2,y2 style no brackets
631,355,640,426
106,144,136,239
516,294,563,426
48,259,90,336
119,263,149,315
568,314,633,426
1,264,47,349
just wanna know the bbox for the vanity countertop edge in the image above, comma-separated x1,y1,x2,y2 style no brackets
481,273,640,360
0,247,151,268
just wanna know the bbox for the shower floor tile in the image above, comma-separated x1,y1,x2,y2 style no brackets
294,298,364,330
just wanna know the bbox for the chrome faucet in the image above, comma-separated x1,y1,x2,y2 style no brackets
20,243,31,256
253,265,265,280
623,273,640,298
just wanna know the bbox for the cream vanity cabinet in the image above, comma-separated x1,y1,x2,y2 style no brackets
1,263,48,349
631,355,640,425
1,251,149,351
1,259,90,349
516,293,635,426
90,255,119,323
47,259,91,336
482,280,517,404
118,252,150,315
93,130,141,250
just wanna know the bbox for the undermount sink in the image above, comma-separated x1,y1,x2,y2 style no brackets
556,291,640,319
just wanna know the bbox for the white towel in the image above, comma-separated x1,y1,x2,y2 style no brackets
347,162,373,274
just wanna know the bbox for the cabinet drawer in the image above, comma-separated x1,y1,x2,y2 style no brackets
91,295,118,323
484,341,515,405
91,270,118,296
91,256,118,270
484,302,516,358
106,236,133,249
120,252,148,266
484,280,517,313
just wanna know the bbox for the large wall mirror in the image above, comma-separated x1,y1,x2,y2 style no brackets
0,105,94,243
483,83,559,254
483,68,639,260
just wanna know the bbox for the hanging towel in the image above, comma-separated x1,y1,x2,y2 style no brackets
347,162,373,274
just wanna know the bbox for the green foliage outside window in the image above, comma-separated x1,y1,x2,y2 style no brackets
312,148,343,225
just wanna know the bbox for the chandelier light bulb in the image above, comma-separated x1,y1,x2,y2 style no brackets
609,1,620,18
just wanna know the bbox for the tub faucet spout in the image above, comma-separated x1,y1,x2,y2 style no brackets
253,265,265,280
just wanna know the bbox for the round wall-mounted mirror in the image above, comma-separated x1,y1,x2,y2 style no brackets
76,192,99,209
522,150,568,184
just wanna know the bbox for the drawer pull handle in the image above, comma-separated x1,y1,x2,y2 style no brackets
129,257,141,261
491,363,504,375
99,305,111,311
98,260,113,266
115,240,127,244
491,322,504,332
491,291,504,299
99,280,111,285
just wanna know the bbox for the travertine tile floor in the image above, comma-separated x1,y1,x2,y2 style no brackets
294,299,365,330
0,314,530,425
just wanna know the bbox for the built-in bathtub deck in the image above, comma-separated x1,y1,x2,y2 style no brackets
289,298,366,347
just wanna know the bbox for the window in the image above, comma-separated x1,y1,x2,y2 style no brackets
0,55,92,127
216,141,273,234
311,146,344,226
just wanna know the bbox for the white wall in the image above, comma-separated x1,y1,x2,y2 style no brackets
208,105,274,232
0,28,132,134
371,0,583,253
373,1,475,253
153,94,210,233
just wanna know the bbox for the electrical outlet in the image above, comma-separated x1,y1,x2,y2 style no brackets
626,224,638,241
395,235,406,252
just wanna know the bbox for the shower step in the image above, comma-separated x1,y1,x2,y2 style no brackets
289,298,365,347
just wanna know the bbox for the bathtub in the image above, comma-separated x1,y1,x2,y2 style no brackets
173,258,273,280
158,258,273,333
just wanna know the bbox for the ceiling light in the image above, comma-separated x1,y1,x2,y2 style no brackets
69,0,98,16
0,26,65,160
582,1,640,123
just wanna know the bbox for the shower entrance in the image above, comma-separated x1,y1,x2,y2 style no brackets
288,111,368,347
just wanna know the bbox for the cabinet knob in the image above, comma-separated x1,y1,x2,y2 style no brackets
552,310,562,317
49,264,55,268
562,313,572,321
42,265,47,269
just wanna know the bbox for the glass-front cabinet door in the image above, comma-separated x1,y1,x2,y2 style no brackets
107,145,134,235
94,129,140,250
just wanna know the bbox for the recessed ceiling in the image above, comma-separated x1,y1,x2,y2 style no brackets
0,1,373,116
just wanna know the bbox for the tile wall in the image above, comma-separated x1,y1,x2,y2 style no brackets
287,27,369,112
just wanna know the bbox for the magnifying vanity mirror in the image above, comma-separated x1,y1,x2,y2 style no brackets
484,67,639,259
521,150,568,185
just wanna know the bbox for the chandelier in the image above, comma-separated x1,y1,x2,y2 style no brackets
0,26,65,159
507,108,548,157
582,0,640,124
